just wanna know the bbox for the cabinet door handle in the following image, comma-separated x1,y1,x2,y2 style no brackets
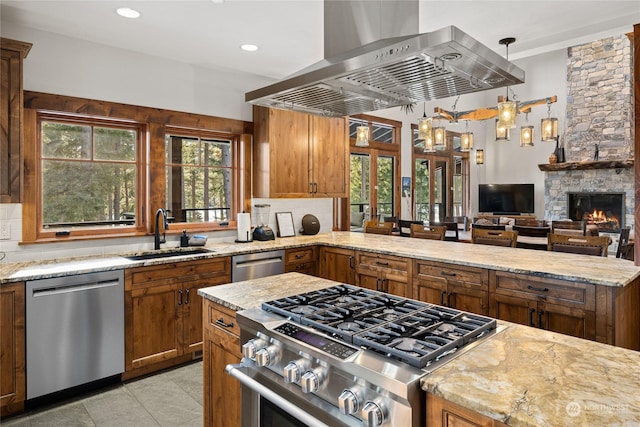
376,261,389,266
440,271,457,277
538,310,545,329
314,183,318,193
309,182,314,193
441,290,447,306
216,317,234,328
349,256,355,269
185,288,190,305
447,292,453,307
527,285,549,293
178,289,183,305
529,308,536,326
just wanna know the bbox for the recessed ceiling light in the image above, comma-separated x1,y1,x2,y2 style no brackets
116,7,141,19
241,44,259,52
211,0,225,3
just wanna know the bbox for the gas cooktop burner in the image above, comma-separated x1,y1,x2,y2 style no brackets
261,284,496,368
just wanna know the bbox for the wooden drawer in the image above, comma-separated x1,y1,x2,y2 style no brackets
286,248,316,264
128,257,230,287
285,261,317,275
415,261,487,288
493,271,595,310
357,252,408,273
208,301,240,337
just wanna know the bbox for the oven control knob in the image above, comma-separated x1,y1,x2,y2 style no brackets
283,358,310,384
337,386,363,415
242,338,268,360
362,399,387,427
255,344,280,367
300,367,326,394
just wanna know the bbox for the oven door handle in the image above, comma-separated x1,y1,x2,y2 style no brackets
226,364,332,427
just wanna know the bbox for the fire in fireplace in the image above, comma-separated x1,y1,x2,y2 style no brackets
567,192,624,232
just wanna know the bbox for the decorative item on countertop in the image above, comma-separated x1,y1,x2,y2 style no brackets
180,230,189,247
300,214,320,235
188,235,207,246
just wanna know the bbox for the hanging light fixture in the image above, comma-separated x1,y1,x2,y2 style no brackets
497,37,517,129
355,123,369,147
475,149,484,165
495,119,510,141
433,126,446,146
460,121,473,151
417,103,433,142
520,113,534,147
540,101,558,141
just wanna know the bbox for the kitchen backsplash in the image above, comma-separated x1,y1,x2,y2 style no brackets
0,199,333,264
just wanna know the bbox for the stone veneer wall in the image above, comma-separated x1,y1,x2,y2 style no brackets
545,34,633,227
565,35,632,162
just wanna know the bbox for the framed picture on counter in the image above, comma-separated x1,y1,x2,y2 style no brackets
276,212,295,237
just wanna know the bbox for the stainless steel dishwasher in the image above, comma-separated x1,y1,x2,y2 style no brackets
26,270,124,399
231,250,285,282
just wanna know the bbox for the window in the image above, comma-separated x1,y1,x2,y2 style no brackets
38,115,144,234
165,132,233,223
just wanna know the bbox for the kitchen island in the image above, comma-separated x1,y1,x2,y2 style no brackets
199,272,640,427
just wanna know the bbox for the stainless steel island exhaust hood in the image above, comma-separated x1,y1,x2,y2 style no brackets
246,1,525,117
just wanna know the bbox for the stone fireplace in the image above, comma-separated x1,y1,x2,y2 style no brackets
567,192,624,232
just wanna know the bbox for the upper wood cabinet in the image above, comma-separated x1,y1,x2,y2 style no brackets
252,106,348,198
1,38,32,203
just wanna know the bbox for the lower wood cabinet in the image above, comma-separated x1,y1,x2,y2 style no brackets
490,271,596,341
426,393,507,427
319,246,356,284
356,251,412,298
413,260,489,315
124,257,230,378
0,282,25,417
285,247,317,276
203,298,241,427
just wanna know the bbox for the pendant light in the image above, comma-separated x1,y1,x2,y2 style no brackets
520,113,534,147
541,102,559,141
495,119,510,141
355,123,369,147
417,103,433,142
460,121,473,151
497,37,517,129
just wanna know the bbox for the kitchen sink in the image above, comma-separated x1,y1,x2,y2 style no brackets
123,248,212,261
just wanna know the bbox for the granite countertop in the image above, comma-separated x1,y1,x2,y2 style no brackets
2,232,639,287
197,272,340,311
421,323,640,426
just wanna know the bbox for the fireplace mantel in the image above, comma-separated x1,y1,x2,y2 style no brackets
538,159,633,172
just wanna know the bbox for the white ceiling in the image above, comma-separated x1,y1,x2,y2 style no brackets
1,0,639,82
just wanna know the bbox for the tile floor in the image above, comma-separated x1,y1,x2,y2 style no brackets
1,361,203,427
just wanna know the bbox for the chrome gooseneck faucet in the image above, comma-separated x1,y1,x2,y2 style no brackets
154,208,168,250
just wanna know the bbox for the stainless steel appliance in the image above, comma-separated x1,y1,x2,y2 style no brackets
232,250,285,282
227,285,497,426
26,270,124,399
253,204,275,241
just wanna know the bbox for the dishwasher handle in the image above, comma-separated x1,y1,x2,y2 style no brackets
226,364,331,427
31,279,120,297
234,256,283,268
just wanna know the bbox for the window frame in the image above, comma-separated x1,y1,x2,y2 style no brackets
22,92,252,243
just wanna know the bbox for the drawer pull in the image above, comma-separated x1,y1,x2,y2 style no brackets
527,285,549,292
296,263,307,270
295,254,306,259
376,261,389,266
216,318,234,328
440,271,457,277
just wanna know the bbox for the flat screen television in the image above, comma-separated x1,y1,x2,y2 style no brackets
478,184,534,214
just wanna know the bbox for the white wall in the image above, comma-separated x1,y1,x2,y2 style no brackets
0,21,579,263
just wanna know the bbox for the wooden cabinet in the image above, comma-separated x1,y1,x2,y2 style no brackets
203,299,241,427
124,257,230,377
414,260,489,315
1,38,32,203
356,251,412,297
490,271,596,340
285,246,317,276
0,282,25,417
426,393,507,427
253,106,348,198
320,246,356,284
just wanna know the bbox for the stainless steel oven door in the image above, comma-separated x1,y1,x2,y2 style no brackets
226,364,361,427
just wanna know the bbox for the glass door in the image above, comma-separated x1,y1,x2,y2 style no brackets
350,153,370,220
376,155,395,219
414,157,449,223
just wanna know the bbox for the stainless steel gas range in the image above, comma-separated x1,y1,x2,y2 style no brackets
226,284,497,427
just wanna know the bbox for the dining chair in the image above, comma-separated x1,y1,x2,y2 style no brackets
551,220,586,236
471,228,518,247
397,219,423,237
434,221,459,241
512,225,551,238
547,233,609,256
364,220,393,235
471,223,506,231
410,224,446,240
616,227,633,259
445,216,469,232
